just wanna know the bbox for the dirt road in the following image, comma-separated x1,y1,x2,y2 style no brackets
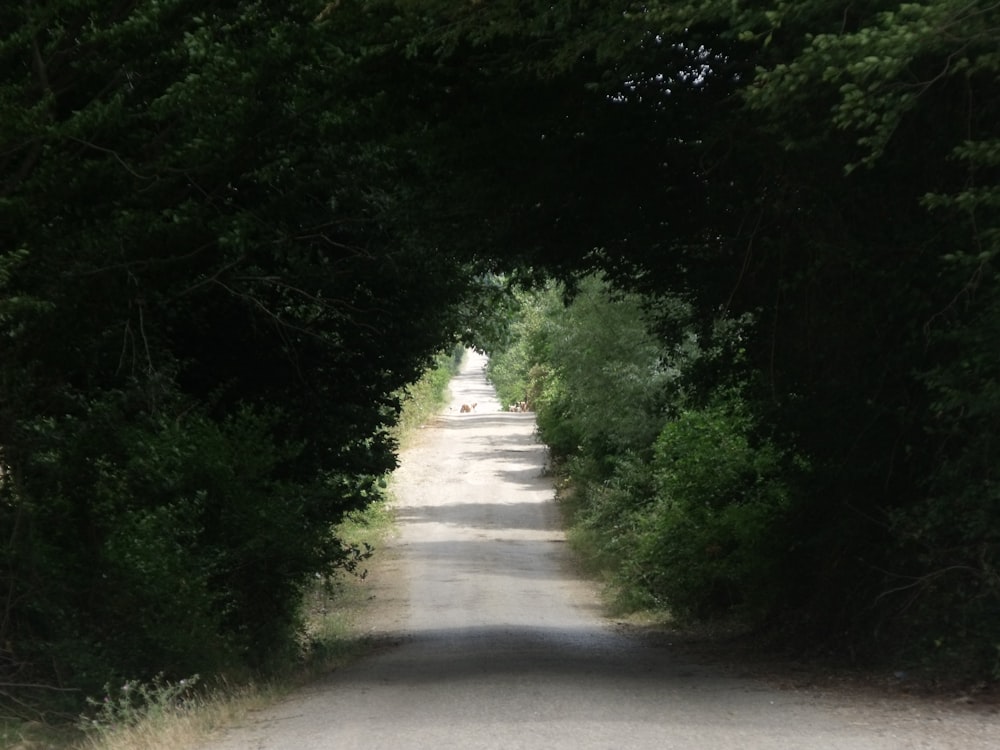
201,351,999,749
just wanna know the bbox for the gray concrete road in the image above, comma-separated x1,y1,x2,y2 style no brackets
200,351,999,749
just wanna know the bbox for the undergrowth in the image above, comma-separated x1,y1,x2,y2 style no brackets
27,348,464,750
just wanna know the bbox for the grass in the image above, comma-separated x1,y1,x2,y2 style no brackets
66,680,274,750
2,720,79,750
298,496,398,667
13,349,464,750
391,348,464,449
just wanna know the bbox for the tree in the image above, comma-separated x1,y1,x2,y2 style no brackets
0,0,476,701
4,0,999,704
701,0,1000,667
406,0,1000,673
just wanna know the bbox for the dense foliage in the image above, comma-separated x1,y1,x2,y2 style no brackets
3,0,999,713
0,0,478,710
488,279,804,621
469,1,1000,677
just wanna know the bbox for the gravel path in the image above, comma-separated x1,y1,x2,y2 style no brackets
199,351,1000,749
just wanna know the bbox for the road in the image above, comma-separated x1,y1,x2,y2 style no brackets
200,351,999,749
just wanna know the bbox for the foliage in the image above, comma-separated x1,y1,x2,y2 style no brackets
891,282,1000,675
0,0,478,711
489,275,672,460
632,397,800,620
722,0,1000,673
464,0,1000,676
5,0,1000,710
487,275,802,623
485,281,564,414
391,345,466,445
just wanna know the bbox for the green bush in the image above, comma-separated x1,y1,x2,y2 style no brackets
486,281,564,410
4,395,369,698
628,397,798,621
878,284,1000,676
489,275,672,463
487,274,801,623
571,452,661,611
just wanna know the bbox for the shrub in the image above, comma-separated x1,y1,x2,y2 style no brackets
627,396,800,622
3,396,372,700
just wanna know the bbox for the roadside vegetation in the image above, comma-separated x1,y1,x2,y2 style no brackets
487,277,798,625
1,351,461,750
391,347,467,449
486,274,1000,685
3,0,998,739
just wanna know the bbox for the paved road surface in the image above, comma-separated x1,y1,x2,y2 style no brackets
200,351,999,749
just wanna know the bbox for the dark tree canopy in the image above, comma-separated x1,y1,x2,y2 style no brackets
2,0,999,707
0,0,477,699
393,0,1000,673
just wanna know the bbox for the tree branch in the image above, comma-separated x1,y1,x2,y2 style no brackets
64,136,154,181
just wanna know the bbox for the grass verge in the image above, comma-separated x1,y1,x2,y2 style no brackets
391,347,464,449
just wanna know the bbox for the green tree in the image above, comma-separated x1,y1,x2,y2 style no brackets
434,0,1000,673
717,0,1000,670
0,0,476,703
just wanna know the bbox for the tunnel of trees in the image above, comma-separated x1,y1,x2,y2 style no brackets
2,0,999,714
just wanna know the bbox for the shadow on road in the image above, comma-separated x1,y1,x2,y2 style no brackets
395,502,558,533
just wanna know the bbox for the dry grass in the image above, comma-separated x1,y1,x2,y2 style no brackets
0,680,274,750
73,681,272,750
